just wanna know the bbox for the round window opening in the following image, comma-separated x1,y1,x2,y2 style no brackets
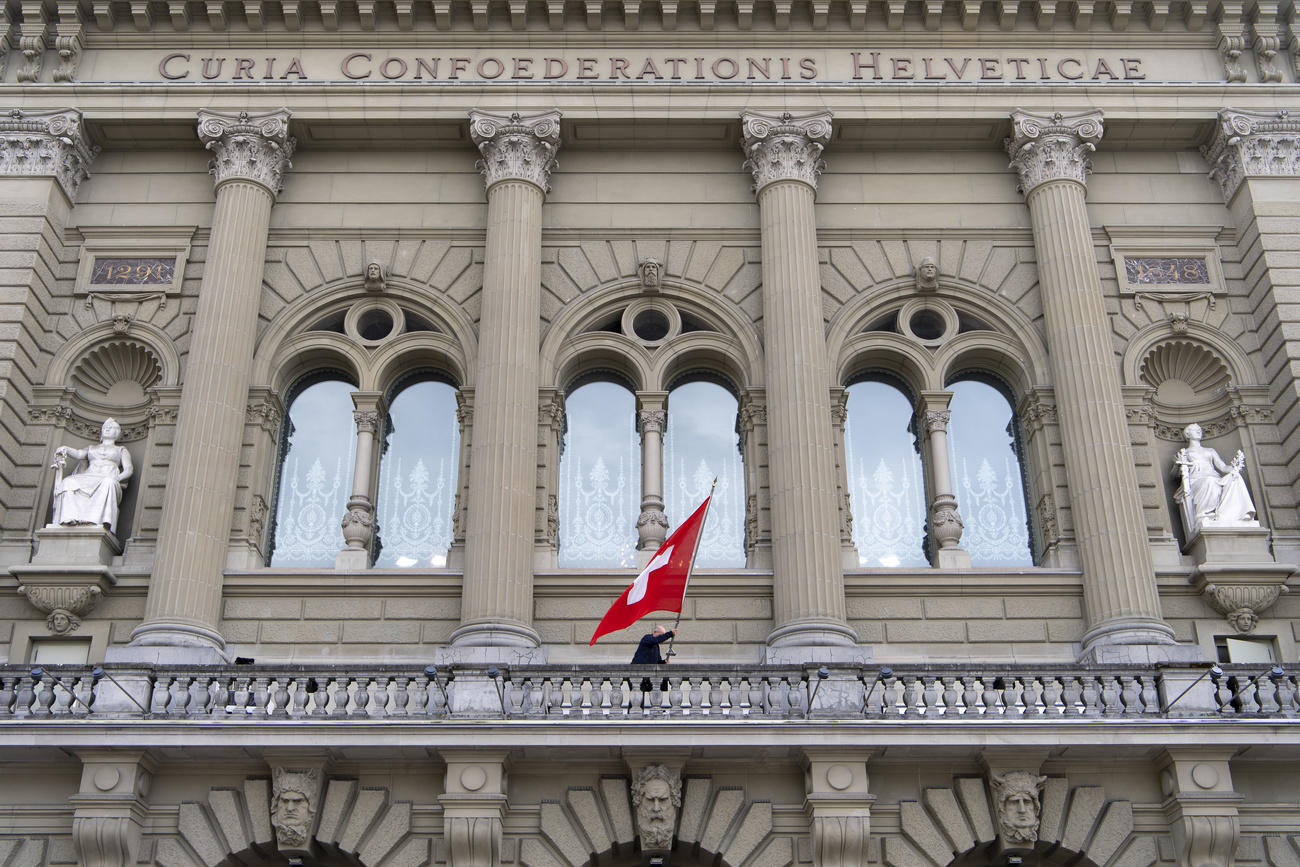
358,308,395,341
632,309,671,342
909,309,946,341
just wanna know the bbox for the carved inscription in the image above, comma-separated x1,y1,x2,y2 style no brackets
1124,257,1210,286
90,257,176,286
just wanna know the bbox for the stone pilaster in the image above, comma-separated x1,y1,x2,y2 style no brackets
439,751,508,867
0,110,97,565
451,110,559,656
1158,750,1242,867
337,392,385,570
1203,111,1300,558
122,109,294,660
742,110,860,660
803,750,874,867
1007,110,1182,662
919,391,971,569
71,751,155,867
636,394,669,555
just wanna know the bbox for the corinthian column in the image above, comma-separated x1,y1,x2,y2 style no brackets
741,111,859,660
1007,110,1179,661
450,110,560,657
122,109,294,660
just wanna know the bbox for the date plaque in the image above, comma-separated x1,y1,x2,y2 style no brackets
89,257,177,286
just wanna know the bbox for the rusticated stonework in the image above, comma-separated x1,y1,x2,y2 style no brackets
197,108,296,196
469,109,561,192
1202,109,1300,201
1005,109,1105,195
740,109,832,194
0,108,98,199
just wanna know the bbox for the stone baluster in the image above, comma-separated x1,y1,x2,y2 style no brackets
919,391,971,568
450,110,560,658
636,394,669,555
122,109,294,660
337,392,385,569
1006,110,1179,662
741,110,860,660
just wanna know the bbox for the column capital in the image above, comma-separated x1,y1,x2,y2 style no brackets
1005,109,1104,196
741,109,832,195
469,109,561,193
0,108,99,200
197,108,296,197
1202,108,1300,202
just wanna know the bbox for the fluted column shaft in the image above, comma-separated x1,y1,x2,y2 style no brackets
131,109,294,655
454,110,560,650
742,111,855,651
1008,110,1172,655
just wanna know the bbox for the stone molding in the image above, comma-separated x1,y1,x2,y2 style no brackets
1202,109,1300,202
0,108,98,200
1005,109,1105,196
469,109,561,192
740,109,833,194
196,108,296,197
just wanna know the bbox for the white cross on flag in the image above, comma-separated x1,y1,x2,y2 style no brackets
588,494,713,645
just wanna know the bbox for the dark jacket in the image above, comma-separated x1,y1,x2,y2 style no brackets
631,630,674,664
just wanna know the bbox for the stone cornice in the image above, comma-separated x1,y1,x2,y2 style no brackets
196,108,296,197
740,109,832,195
1005,108,1105,196
0,108,98,200
469,108,561,193
1201,108,1300,202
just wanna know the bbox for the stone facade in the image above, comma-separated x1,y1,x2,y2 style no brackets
1,0,1299,863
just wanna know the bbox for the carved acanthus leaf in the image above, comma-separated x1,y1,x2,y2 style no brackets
741,110,833,194
1005,109,1104,195
197,108,296,196
469,109,561,192
1202,109,1300,202
0,109,99,200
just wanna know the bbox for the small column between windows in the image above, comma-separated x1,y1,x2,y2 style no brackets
919,391,971,569
337,391,386,570
636,392,669,559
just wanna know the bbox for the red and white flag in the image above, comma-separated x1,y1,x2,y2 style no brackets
588,494,712,645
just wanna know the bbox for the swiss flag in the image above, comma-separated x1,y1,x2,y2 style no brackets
588,495,713,645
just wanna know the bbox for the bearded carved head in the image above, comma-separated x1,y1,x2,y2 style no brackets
271,767,323,850
991,771,1047,845
631,765,681,851
638,258,663,292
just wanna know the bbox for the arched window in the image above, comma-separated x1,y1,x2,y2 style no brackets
948,377,1033,566
374,377,460,568
269,376,356,567
664,380,744,567
844,378,928,567
559,379,640,568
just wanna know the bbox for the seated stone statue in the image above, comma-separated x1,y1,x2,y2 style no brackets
1173,422,1257,536
49,418,133,534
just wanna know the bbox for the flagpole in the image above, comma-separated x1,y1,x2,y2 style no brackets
665,477,717,660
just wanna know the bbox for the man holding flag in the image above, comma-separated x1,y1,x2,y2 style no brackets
589,482,715,657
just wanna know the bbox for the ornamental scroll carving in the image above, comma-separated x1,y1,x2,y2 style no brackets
0,109,99,200
469,109,561,192
197,108,296,196
1202,109,1300,202
1005,109,1105,195
740,110,833,194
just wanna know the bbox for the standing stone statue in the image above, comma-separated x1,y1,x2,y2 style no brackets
1174,422,1258,536
631,764,681,851
49,418,133,534
990,771,1047,845
271,766,322,850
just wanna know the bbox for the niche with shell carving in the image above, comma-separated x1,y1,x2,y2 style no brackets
69,340,164,410
1139,340,1231,413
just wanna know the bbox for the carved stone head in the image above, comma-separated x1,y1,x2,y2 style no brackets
47,609,79,635
101,418,121,442
631,764,681,851
1183,422,1204,443
638,258,663,292
364,261,386,292
991,771,1047,845
271,767,323,849
915,257,939,292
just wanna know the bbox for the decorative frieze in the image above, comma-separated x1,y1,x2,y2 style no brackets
1202,109,1300,201
196,108,296,196
1005,109,1104,195
740,109,832,194
0,108,98,200
469,109,561,192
